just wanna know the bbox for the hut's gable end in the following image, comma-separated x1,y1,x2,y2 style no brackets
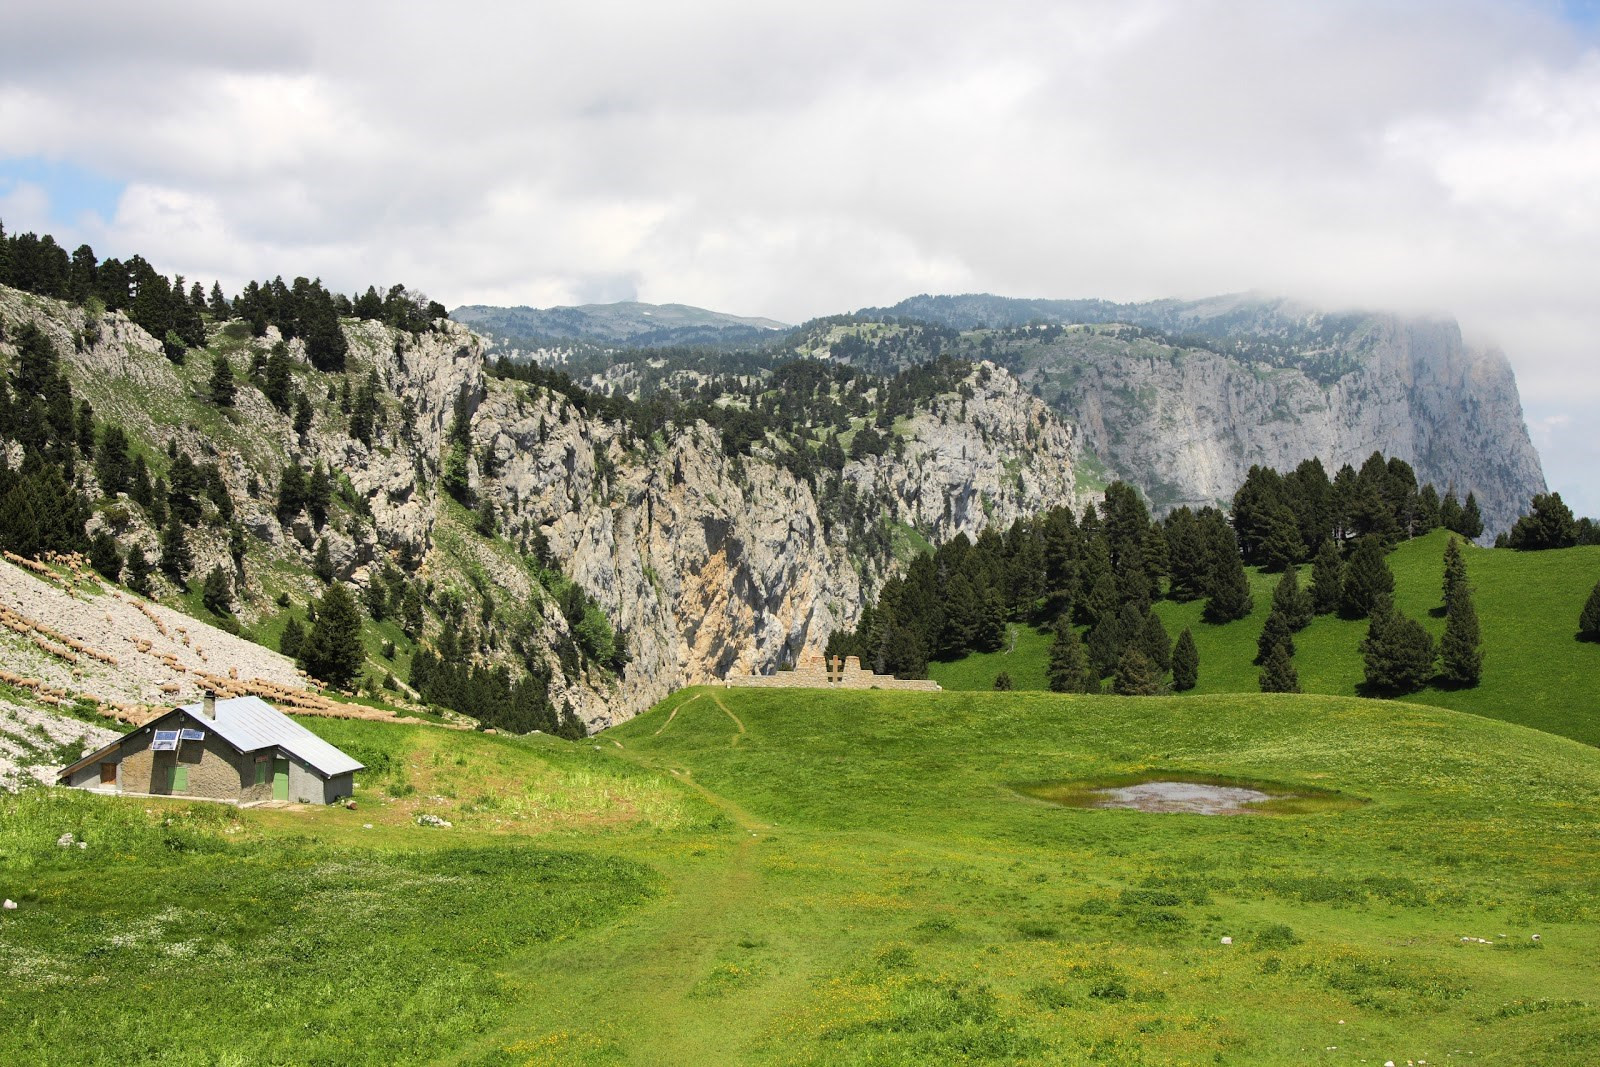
55,697,362,805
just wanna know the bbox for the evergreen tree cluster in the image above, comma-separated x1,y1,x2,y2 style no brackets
0,224,209,360
409,612,583,736
832,480,1201,691
2,217,445,371
1231,452,1479,570
1503,491,1597,550
0,321,92,557
231,276,350,370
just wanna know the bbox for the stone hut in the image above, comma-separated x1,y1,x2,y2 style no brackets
57,694,362,805
728,652,941,691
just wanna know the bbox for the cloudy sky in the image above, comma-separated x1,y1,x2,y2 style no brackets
3,0,1598,515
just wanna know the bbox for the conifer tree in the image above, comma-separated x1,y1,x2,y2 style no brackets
1439,489,1463,533
1171,628,1199,691
300,582,363,689
88,531,122,581
1112,646,1162,696
1259,641,1300,693
130,455,153,509
993,671,1014,691
306,462,332,528
159,510,191,582
201,564,232,615
401,584,424,638
1203,540,1253,623
208,354,236,407
312,537,334,583
1460,493,1484,539
1442,536,1467,614
1085,608,1127,678
208,281,231,319
1256,610,1295,665
125,545,153,597
1260,504,1306,571
1507,492,1579,550
276,463,306,525
1340,535,1393,619
1578,579,1600,642
148,479,168,529
1140,611,1172,673
1415,484,1441,533
1360,595,1436,693
74,400,95,457
1309,538,1342,615
1271,565,1313,631
1080,569,1119,628
94,426,131,496
1163,507,1209,601
1047,618,1093,693
263,343,293,412
1439,582,1482,686
279,616,306,659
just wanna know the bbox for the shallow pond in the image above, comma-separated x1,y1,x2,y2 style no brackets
1094,780,1273,814
1016,774,1366,816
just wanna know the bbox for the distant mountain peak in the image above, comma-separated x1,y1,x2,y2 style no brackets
451,300,789,350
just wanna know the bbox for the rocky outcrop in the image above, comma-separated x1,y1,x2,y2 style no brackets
469,359,1080,725
850,293,1547,534
847,362,1084,545
1022,316,1544,532
3,286,1081,729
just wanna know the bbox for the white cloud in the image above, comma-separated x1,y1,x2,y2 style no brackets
0,179,50,233
3,0,1600,506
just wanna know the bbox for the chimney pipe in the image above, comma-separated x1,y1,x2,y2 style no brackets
202,691,216,720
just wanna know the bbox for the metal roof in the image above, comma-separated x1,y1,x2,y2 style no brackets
172,696,364,777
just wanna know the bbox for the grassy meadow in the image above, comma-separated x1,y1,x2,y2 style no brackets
932,532,1600,747
5,682,1599,1063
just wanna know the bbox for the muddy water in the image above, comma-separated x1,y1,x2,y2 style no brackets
1091,781,1273,815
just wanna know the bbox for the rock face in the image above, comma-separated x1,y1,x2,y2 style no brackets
847,363,1082,545
468,358,1081,725
1033,316,1544,532
3,285,1081,729
859,293,1548,534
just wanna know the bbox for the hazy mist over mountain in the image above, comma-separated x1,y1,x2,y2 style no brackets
3,1,1598,513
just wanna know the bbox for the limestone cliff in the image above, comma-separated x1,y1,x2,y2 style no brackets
1,285,1081,728
466,356,1080,725
1021,316,1543,533
854,293,1547,533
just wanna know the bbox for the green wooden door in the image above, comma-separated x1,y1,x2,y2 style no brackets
272,758,289,801
169,766,188,793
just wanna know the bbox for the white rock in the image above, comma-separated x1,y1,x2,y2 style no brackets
56,832,75,848
1220,936,1232,945
3,899,16,910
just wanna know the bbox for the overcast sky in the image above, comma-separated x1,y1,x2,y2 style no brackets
3,0,1598,516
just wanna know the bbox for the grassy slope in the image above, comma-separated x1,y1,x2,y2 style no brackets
469,687,1600,1066
7,688,1600,1064
934,532,1600,747
0,721,721,1066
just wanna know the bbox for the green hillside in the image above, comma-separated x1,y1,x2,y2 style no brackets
554,688,1599,1064
931,531,1600,747
6,688,1599,1063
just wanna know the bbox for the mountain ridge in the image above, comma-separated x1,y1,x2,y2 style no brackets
506,289,1546,534
452,300,789,351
